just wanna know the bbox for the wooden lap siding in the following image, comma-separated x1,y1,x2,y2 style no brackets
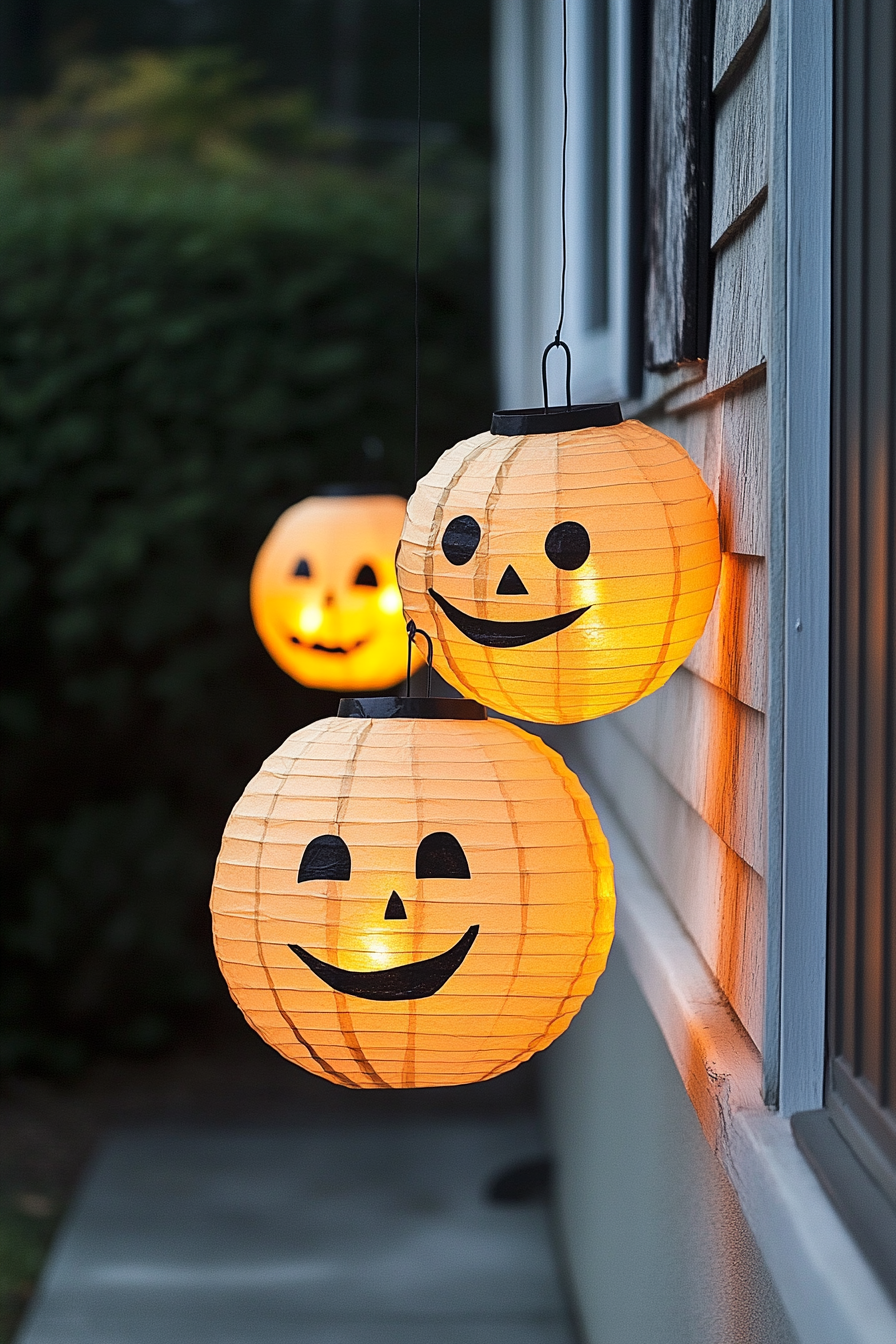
588,3,771,1050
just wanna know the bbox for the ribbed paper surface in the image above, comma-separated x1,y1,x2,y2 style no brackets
211,715,615,1089
397,420,721,723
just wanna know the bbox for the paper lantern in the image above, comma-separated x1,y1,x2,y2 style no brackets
251,489,422,692
211,696,615,1089
396,403,721,723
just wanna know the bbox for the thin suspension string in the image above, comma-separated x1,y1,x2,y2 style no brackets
554,0,569,347
541,0,572,409
413,0,422,483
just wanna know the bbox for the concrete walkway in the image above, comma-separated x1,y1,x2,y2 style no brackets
16,1120,574,1344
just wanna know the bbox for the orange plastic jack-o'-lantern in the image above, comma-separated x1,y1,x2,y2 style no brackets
211,696,614,1088
397,404,721,724
251,489,422,692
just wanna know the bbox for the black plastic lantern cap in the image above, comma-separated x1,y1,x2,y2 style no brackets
338,697,487,720
490,402,623,436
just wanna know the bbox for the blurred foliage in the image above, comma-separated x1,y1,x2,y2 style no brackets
0,49,492,1072
5,46,328,167
0,1193,59,1343
0,0,492,155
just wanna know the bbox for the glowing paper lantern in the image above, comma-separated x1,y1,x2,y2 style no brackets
211,696,615,1089
396,404,721,724
251,489,422,692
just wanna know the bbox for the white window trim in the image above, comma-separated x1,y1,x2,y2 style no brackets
494,0,634,410
765,0,832,1118
565,0,633,402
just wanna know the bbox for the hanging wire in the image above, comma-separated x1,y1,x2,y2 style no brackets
406,620,434,697
413,0,423,482
541,0,572,409
404,13,436,697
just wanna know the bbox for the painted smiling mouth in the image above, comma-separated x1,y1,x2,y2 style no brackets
289,925,479,1001
287,635,368,656
428,589,591,649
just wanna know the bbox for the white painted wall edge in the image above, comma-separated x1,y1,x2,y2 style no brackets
592,785,896,1344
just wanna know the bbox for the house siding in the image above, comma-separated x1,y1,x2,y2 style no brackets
492,1,843,1337
560,9,772,1051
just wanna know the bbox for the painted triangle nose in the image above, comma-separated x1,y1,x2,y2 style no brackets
384,891,407,920
496,564,528,595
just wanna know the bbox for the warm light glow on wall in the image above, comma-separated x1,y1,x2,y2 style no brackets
251,492,422,692
397,416,721,723
210,697,615,1089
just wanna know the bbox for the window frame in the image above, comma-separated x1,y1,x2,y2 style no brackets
792,0,896,1299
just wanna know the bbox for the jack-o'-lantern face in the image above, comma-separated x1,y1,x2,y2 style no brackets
288,830,480,1001
397,421,721,723
211,712,615,1089
251,493,421,692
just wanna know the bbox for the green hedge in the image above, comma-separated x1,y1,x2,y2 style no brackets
0,146,491,1070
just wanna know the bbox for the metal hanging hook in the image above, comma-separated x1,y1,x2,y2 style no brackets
541,339,572,409
406,619,434,697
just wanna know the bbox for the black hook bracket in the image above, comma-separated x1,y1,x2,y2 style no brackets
541,340,572,410
406,620,434,698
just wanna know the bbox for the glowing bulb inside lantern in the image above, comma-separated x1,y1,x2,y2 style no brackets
250,493,422,691
365,935,397,968
378,584,402,615
299,605,323,636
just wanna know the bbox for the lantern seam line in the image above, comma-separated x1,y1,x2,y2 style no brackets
553,431,562,721
250,722,362,1090
403,721,422,1086
419,434,498,699
476,726,610,1081
465,726,531,1068
526,733,611,1038
331,719,393,1089
479,434,533,718
619,458,687,708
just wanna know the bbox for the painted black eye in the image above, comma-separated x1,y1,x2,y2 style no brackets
441,515,481,566
545,522,591,570
415,832,471,879
354,563,378,587
294,558,311,578
298,835,351,883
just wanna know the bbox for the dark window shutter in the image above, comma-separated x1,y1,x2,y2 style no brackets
644,0,714,369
